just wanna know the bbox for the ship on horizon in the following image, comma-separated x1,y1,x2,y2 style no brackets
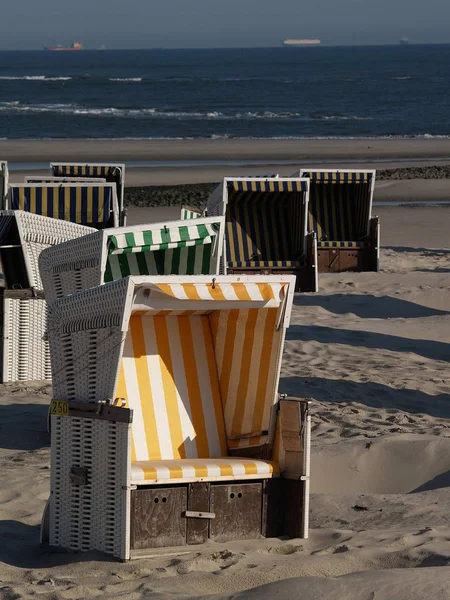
283,39,321,46
44,41,83,51
400,37,409,45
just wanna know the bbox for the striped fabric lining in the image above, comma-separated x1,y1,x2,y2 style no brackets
181,207,202,219
228,260,303,268
116,315,228,462
210,308,282,449
226,189,305,267
131,458,278,483
149,281,287,303
307,178,371,242
10,185,112,225
115,306,283,466
52,164,121,178
106,244,214,280
229,180,308,192
317,241,370,248
304,171,372,184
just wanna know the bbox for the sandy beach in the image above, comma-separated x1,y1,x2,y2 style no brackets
0,139,449,598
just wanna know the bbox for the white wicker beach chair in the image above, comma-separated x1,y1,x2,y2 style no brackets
39,216,225,305
207,177,318,292
298,169,379,272
0,210,95,383
43,275,311,559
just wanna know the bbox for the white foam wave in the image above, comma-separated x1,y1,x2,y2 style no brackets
109,77,143,82
0,102,373,122
0,75,72,81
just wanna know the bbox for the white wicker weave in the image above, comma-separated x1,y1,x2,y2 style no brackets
0,211,95,291
1,295,51,382
50,415,130,558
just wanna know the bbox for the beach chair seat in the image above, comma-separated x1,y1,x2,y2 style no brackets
300,169,379,272
44,276,311,559
228,259,305,268
131,458,278,484
316,240,371,248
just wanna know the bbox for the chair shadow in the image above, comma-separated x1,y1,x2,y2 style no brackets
0,403,49,450
0,521,110,568
279,376,450,420
411,470,450,494
286,324,449,363
384,246,450,255
293,294,450,319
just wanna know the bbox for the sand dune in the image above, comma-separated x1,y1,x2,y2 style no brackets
0,241,449,598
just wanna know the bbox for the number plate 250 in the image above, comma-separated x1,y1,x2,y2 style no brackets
50,400,69,416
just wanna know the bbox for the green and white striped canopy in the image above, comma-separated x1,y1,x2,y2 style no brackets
108,222,217,254
104,221,220,280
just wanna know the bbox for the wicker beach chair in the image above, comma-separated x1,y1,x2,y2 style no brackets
207,177,318,292
42,275,311,560
298,169,380,272
50,162,126,225
39,216,225,305
7,182,119,229
0,210,94,382
0,161,8,207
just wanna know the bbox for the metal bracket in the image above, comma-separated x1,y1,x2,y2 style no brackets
70,467,88,486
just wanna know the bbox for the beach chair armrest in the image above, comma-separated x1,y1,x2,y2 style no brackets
273,396,311,476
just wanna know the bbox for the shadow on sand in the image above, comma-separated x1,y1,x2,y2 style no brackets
293,294,450,319
280,375,450,420
0,403,49,451
286,324,449,364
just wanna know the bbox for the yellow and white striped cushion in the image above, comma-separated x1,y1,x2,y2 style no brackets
131,457,279,484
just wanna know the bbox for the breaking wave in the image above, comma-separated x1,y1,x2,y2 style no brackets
0,102,374,121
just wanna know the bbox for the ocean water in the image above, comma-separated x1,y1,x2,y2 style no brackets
0,45,450,139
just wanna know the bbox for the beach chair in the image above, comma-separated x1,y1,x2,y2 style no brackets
6,182,119,229
50,162,126,225
0,210,94,382
0,161,8,207
207,177,318,292
42,275,311,560
298,169,379,272
39,216,225,305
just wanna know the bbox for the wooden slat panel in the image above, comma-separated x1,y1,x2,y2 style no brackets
187,482,210,545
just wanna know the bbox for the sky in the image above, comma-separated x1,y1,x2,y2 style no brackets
2,0,450,49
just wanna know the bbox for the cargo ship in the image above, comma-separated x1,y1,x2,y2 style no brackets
400,37,409,45
283,39,321,46
44,42,83,51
